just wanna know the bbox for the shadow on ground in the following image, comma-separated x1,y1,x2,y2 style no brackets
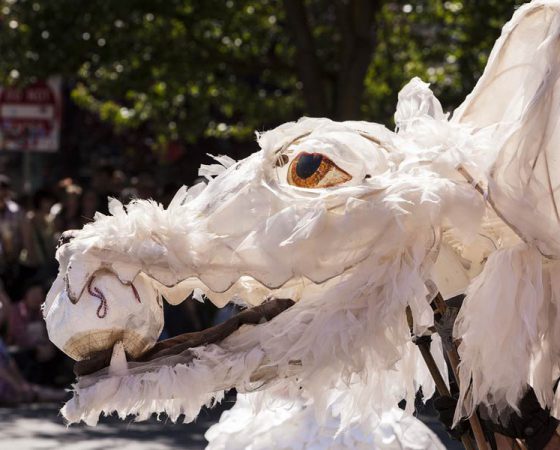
0,399,235,450
0,397,462,449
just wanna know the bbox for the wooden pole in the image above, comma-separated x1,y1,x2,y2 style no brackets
406,307,477,450
432,294,488,450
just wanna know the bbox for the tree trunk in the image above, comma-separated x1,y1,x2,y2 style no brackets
283,0,328,116
334,0,381,120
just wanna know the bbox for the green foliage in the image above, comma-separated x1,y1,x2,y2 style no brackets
364,0,526,122
0,0,526,144
0,0,298,142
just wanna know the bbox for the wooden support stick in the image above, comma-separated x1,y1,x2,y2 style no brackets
406,307,476,450
432,294,488,450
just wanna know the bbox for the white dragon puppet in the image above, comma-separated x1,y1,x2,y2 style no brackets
43,1,560,448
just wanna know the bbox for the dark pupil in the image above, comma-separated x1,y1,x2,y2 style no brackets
295,153,322,179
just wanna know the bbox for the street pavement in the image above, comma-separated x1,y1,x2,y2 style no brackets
0,400,461,450
0,401,229,450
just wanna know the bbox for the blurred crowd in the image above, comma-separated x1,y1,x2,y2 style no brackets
0,165,219,406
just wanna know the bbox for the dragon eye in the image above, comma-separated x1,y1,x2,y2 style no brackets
287,152,352,188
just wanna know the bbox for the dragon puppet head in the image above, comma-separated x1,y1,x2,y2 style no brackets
45,0,560,430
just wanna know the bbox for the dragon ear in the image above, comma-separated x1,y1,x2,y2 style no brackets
454,2,560,257
394,77,446,133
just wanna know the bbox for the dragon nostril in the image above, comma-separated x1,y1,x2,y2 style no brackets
57,230,79,249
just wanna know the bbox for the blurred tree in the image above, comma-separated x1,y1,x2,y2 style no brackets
0,0,525,145
363,0,526,121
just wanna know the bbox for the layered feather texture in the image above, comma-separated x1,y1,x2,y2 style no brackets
454,246,560,421
205,389,445,450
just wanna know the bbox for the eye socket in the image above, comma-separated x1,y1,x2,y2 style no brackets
287,152,352,188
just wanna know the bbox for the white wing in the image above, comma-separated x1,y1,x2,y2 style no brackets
454,0,560,257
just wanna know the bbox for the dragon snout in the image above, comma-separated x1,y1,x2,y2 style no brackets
45,271,164,361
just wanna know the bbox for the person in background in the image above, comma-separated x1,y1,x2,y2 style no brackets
80,188,100,226
6,281,72,387
20,189,58,284
160,182,180,207
111,169,127,199
91,164,116,215
0,281,66,404
0,174,24,299
135,172,157,200
119,186,139,204
6,281,48,350
52,179,83,234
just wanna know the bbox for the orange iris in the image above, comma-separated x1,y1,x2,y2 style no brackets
287,152,352,188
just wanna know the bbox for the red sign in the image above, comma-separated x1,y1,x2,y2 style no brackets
0,78,62,152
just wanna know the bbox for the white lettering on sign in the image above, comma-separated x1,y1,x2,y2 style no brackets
25,88,52,103
0,78,61,152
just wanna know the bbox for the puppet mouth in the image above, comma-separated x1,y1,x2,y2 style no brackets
73,297,295,377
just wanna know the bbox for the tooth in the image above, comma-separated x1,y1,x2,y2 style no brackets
156,275,296,310
205,293,230,308
158,279,196,305
109,341,128,376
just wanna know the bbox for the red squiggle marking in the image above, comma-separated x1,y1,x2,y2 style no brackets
130,282,142,304
87,276,108,318
87,275,142,319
